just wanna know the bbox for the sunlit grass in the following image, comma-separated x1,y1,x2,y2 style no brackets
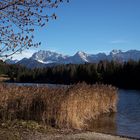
0,83,118,130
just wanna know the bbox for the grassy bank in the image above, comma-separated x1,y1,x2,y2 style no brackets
0,83,118,130
0,120,132,140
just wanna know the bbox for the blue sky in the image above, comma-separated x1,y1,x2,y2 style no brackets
14,0,140,59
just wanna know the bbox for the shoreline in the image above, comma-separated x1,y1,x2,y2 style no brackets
93,132,138,140
0,120,137,140
18,131,136,140
4,81,140,90
0,127,136,140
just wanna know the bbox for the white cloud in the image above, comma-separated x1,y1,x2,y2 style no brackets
110,40,128,44
12,49,36,60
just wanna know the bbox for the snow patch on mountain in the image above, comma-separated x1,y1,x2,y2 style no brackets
75,51,89,62
37,60,55,64
5,49,140,68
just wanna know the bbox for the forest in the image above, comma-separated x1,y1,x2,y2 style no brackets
0,60,140,89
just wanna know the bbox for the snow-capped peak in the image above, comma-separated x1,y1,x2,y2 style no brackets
31,50,68,64
74,51,89,62
110,49,122,55
5,49,140,68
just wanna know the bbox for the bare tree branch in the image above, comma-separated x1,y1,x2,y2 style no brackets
0,0,69,58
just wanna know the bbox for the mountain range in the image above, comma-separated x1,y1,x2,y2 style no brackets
5,49,140,68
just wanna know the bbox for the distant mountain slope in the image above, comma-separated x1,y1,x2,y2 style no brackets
5,49,140,68
16,58,59,69
31,50,68,64
108,50,140,62
5,59,18,64
17,58,46,69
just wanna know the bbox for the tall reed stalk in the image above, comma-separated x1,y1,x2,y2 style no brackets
0,83,118,129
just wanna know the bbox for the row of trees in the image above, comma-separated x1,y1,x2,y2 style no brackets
1,60,139,89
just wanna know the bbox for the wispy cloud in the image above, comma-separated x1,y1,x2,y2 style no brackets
12,49,36,60
110,40,128,44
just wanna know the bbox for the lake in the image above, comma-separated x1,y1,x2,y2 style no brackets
88,89,140,139
117,90,140,138
6,83,140,138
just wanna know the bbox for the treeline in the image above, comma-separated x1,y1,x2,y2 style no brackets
0,60,9,75
0,60,140,89
0,60,27,81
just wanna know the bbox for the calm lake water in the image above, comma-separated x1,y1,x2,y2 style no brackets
117,90,140,138
7,83,140,138
8,83,69,88
89,89,140,139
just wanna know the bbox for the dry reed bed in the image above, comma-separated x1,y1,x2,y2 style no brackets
0,83,118,129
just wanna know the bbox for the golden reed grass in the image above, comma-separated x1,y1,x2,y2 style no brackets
0,83,118,129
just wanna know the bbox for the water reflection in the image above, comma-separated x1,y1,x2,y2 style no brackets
6,82,68,88
87,113,117,134
88,90,140,139
117,90,140,138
